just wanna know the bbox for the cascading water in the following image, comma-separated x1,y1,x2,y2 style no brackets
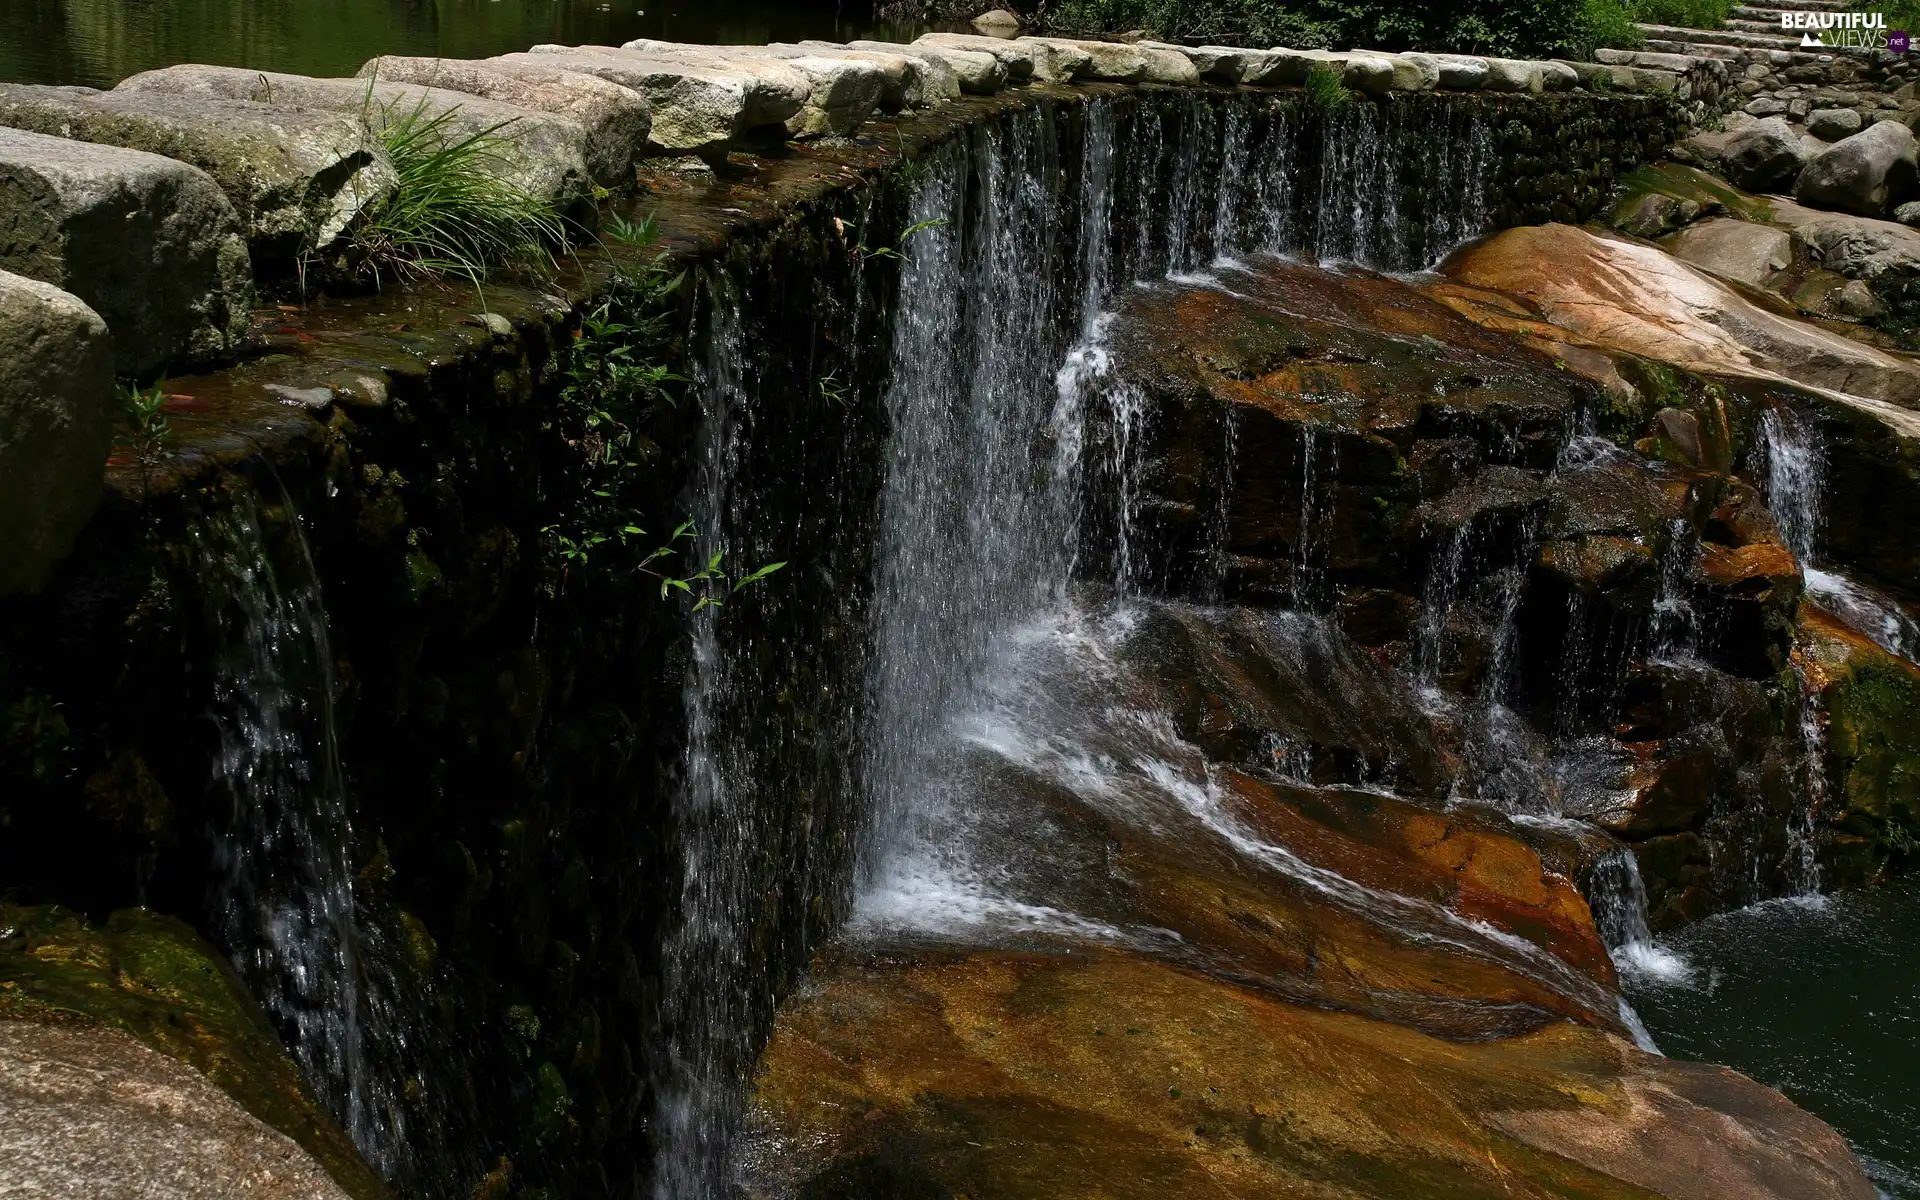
192,484,423,1182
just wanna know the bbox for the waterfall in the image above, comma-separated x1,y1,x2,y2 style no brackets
1588,846,1687,981
193,484,420,1181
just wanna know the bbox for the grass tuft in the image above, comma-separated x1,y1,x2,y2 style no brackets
1302,62,1353,110
349,95,565,288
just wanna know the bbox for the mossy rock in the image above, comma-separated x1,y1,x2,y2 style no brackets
1800,612,1920,850
0,903,387,1200
1605,162,1777,235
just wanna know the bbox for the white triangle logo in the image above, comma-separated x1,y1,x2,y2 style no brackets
1801,31,1823,46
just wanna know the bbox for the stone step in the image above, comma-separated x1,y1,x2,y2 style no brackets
1638,20,1889,56
1736,0,1859,11
0,126,251,374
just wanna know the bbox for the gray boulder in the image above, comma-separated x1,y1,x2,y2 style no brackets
848,39,1006,94
1663,216,1794,287
0,127,251,374
116,65,600,204
619,40,887,134
0,271,113,594
1435,55,1491,89
1016,37,1199,84
509,47,804,150
358,56,651,184
1768,196,1920,280
1719,116,1809,193
0,83,392,270
972,7,1022,32
1808,107,1864,141
785,42,962,108
915,33,1039,84
1795,119,1920,216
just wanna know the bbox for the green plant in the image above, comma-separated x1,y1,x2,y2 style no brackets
1302,62,1353,111
123,379,172,492
349,95,565,288
640,522,787,611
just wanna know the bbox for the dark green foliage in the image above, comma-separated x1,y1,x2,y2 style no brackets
1041,0,1619,57
1302,61,1353,109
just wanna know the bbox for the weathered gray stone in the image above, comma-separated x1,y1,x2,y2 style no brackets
847,39,1005,94
1389,53,1442,91
1895,199,1920,225
1480,57,1546,93
915,33,1038,83
0,127,250,374
1836,277,1886,317
358,55,650,183
1808,107,1864,140
1769,196,1920,280
505,47,802,151
0,83,392,269
1537,60,1579,92
1434,55,1490,90
788,42,961,107
1017,37,1198,84
1334,52,1399,95
1663,216,1794,287
1704,115,1809,192
621,40,888,133
972,7,1021,33
115,65,599,204
0,1021,350,1199
1796,119,1920,215
0,273,112,595
995,37,1091,82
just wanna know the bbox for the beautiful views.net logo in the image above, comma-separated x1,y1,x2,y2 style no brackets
1778,10,1909,50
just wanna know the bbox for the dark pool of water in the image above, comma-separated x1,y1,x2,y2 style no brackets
1626,883,1920,1198
0,0,923,90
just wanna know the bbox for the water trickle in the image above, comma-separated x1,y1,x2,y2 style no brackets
195,485,420,1181
1760,405,1825,566
1588,847,1688,982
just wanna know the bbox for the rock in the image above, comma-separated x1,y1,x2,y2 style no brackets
1896,199,1920,225
1434,55,1490,89
1016,36,1198,84
848,39,1005,95
1441,224,1920,407
1614,190,1704,238
0,83,393,270
1768,195,1920,280
970,6,1021,33
1389,52,1442,91
1480,56,1546,93
620,40,889,133
791,42,962,107
995,36,1092,82
1746,94,1790,117
1718,116,1810,193
0,272,112,595
1795,118,1920,216
1663,216,1794,287
0,905,385,1197
1537,59,1580,92
1836,278,1886,317
115,64,600,204
915,32,1038,84
0,1022,351,1200
498,48,803,151
0,127,251,374
1340,53,1400,95
748,946,1877,1200
357,55,650,183
1799,608,1920,845
1809,106,1864,140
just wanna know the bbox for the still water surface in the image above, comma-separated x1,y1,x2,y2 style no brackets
0,0,912,90
1628,883,1920,1199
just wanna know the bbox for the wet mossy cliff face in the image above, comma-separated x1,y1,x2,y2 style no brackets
0,85,1684,1197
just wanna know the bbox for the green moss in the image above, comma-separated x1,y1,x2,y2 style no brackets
0,904,387,1199
1825,656,1920,841
1606,162,1777,227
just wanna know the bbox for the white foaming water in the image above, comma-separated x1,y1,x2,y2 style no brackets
1807,567,1920,663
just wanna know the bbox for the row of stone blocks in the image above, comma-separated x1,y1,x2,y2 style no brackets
0,33,1702,596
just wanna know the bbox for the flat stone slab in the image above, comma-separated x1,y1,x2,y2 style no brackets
0,271,113,596
507,46,803,152
114,65,601,204
357,55,651,186
0,83,394,270
0,1021,350,1200
0,126,251,374
620,39,890,134
914,33,1040,84
844,39,1006,95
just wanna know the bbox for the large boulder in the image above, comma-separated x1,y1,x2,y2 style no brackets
0,1022,351,1200
1700,116,1809,194
504,47,803,151
0,127,251,374
1441,223,1920,407
847,39,1006,94
1663,216,1794,287
1015,36,1199,84
1795,119,1920,216
0,83,392,270
783,42,962,108
619,39,889,133
0,272,112,595
914,32,1040,83
115,65,601,204
357,55,650,185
